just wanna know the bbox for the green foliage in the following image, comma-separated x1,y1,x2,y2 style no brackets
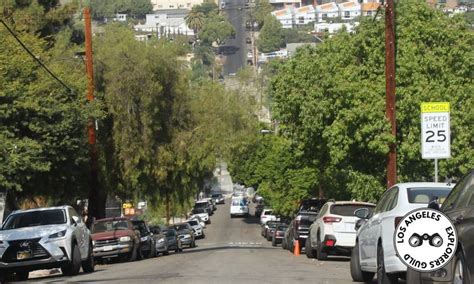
198,13,235,46
231,0,473,213
257,15,284,53
254,0,273,28
90,0,153,20
282,28,315,44
185,10,206,34
192,2,218,16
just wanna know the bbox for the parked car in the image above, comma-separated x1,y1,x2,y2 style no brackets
284,210,319,253
162,229,182,253
211,193,225,204
131,220,156,259
0,206,95,281
189,215,206,228
260,209,278,225
265,222,279,242
307,201,375,260
272,223,289,247
204,198,216,211
406,170,473,284
91,217,140,262
350,183,454,283
186,219,205,239
195,200,213,216
172,223,196,248
149,225,169,256
246,37,251,44
261,221,279,239
191,208,211,224
298,198,327,213
255,200,264,217
230,196,249,218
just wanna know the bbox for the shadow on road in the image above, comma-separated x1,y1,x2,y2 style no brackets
239,215,260,225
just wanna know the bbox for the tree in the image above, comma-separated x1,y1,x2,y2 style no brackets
254,0,273,28
198,13,235,46
185,10,206,35
257,15,284,53
90,0,153,20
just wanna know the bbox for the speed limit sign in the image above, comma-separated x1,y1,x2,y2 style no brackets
421,102,450,159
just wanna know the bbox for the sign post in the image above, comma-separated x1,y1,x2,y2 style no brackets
421,102,451,182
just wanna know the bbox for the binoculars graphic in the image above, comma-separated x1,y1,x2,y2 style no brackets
408,233,443,248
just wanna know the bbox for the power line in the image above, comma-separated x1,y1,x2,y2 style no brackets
0,19,74,94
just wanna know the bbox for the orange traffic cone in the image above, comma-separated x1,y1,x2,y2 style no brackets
294,239,300,256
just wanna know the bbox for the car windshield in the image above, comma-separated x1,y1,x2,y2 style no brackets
92,220,129,233
2,209,66,229
330,204,375,216
192,208,206,214
263,210,273,215
268,222,278,228
232,199,247,206
212,194,221,198
175,224,188,231
407,187,451,204
188,220,198,226
194,202,208,209
164,230,175,237
276,225,288,231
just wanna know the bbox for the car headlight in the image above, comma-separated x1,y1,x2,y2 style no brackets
140,236,148,242
119,236,131,242
49,230,67,239
92,240,96,246
180,234,191,239
0,240,4,248
157,238,165,243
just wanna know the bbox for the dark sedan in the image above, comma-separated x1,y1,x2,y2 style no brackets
162,229,182,253
132,220,156,259
407,170,473,284
150,225,169,256
265,222,279,241
272,224,288,247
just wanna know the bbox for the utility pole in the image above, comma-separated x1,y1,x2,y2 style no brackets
84,7,102,226
385,0,397,188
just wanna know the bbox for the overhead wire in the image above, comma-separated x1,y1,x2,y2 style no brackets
0,18,75,94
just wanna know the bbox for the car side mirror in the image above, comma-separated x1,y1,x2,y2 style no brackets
71,216,79,226
354,208,370,219
428,196,440,211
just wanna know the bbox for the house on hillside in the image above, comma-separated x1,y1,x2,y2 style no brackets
338,1,361,20
271,5,315,28
361,2,380,16
268,0,302,10
315,2,339,22
134,10,194,38
150,0,217,10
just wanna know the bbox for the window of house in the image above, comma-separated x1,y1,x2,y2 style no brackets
344,11,350,18
298,16,304,24
367,11,372,16
169,5,174,8
322,13,327,20
158,5,163,8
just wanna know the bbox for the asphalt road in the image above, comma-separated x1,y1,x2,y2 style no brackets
29,199,359,283
221,0,246,75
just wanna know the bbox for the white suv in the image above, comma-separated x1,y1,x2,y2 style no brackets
260,209,279,225
350,183,453,283
307,201,375,260
0,206,95,281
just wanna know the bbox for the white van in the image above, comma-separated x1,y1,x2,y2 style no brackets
230,197,249,218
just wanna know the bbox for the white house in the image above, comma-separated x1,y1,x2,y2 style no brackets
268,0,302,10
113,13,127,22
338,1,361,21
134,10,194,38
314,22,358,34
151,0,217,10
315,2,339,23
361,2,380,17
272,5,315,29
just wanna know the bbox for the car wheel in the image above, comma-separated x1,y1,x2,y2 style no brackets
15,271,29,281
305,237,315,259
377,244,398,284
191,240,196,248
282,238,287,250
272,237,277,247
149,243,156,258
350,241,374,282
137,244,144,260
163,249,170,256
62,243,81,276
316,234,328,261
289,238,295,253
453,251,468,284
81,241,95,273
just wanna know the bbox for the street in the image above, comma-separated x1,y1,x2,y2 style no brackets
221,0,246,75
29,199,356,283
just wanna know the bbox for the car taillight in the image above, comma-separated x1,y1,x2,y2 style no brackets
394,216,403,229
323,216,342,223
326,239,335,247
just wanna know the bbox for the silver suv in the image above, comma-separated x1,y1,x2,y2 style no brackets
0,206,95,281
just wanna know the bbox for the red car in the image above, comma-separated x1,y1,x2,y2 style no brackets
91,217,140,263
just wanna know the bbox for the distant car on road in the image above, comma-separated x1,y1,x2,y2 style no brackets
149,225,169,256
261,221,279,239
191,208,211,224
406,170,473,284
284,210,319,253
194,200,213,216
307,201,375,260
272,223,289,247
0,206,95,281
131,220,156,259
246,37,251,44
211,193,225,204
172,223,196,248
91,217,140,263
230,197,249,218
186,219,205,239
162,229,182,253
260,209,278,225
350,183,454,283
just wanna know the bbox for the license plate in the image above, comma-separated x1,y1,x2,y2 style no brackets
17,251,32,260
102,245,113,251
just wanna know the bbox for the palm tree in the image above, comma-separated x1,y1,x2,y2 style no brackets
185,10,205,37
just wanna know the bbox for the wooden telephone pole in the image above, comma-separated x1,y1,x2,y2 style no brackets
385,0,397,188
84,7,102,226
